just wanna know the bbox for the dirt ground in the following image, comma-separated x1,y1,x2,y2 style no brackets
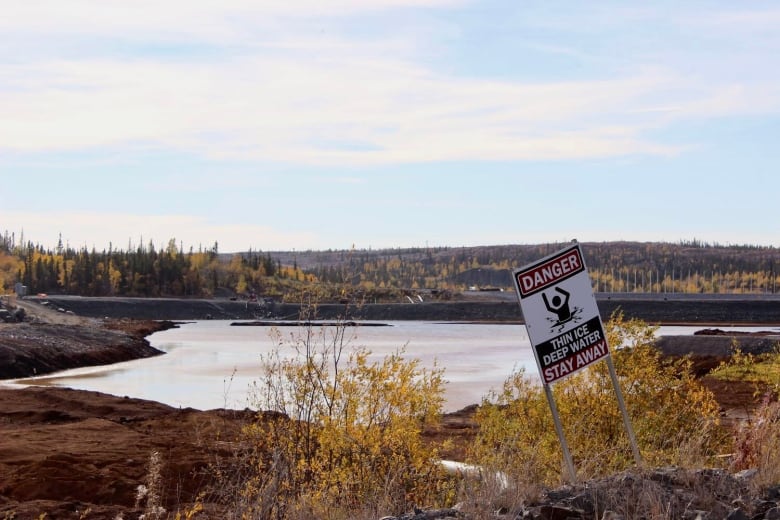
0,387,482,519
0,386,248,519
0,298,775,519
0,380,766,520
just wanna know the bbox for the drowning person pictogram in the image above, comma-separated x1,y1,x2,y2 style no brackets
542,287,582,332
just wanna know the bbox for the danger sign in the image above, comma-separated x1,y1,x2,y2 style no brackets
511,243,642,475
513,244,610,385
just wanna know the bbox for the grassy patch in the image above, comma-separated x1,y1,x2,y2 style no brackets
709,348,780,387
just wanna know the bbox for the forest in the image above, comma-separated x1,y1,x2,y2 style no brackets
1,231,779,302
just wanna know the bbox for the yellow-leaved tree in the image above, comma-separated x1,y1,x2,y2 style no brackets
0,251,22,293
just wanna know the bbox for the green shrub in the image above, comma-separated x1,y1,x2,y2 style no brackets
710,344,780,391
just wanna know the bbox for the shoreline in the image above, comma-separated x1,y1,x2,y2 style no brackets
1,298,779,517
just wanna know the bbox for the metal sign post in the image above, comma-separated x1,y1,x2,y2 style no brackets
606,355,642,465
512,243,642,482
544,382,577,482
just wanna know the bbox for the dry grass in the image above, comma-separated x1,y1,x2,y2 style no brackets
137,451,166,520
732,396,780,488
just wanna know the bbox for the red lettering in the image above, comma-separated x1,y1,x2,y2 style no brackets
516,248,584,296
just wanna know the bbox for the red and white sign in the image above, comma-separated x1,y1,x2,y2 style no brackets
513,244,610,385
515,248,584,297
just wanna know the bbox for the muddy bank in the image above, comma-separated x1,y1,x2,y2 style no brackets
655,333,780,358
0,386,248,519
0,320,174,379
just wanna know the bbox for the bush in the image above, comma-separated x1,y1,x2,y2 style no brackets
713,344,780,487
710,344,780,391
236,312,453,519
468,313,729,495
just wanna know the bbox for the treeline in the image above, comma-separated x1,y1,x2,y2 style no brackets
278,240,780,295
0,233,306,298
583,240,779,294
2,231,779,300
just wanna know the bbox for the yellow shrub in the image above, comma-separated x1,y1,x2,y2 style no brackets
239,318,453,519
469,313,728,489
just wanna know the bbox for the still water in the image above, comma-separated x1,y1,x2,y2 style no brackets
12,321,780,413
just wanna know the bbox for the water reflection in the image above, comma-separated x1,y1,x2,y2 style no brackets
11,321,780,413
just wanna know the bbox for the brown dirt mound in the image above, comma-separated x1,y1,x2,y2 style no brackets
0,386,250,519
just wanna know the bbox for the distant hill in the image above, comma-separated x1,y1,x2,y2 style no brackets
269,241,780,294
4,233,778,299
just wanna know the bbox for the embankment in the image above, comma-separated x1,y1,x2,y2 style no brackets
33,294,780,324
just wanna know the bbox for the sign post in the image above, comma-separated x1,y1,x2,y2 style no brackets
512,242,641,482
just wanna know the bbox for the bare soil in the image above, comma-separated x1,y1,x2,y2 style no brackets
0,382,767,519
0,386,250,519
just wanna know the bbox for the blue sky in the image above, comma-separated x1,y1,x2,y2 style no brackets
2,0,779,253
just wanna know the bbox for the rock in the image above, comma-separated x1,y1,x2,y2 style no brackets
545,486,575,501
649,466,685,485
0,321,169,379
530,504,585,520
765,486,780,500
725,508,749,520
733,469,758,482
382,508,462,520
764,507,780,520
568,491,595,515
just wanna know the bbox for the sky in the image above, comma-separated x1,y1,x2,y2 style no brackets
2,0,779,253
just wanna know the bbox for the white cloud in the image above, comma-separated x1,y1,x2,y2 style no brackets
686,8,780,32
1,0,464,44
0,55,722,163
1,2,778,166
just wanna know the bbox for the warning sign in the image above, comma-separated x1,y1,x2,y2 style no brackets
513,244,610,385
